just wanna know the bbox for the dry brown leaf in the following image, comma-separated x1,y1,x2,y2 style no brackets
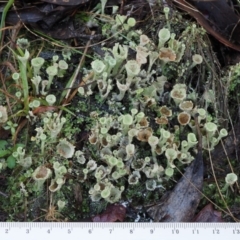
192,203,224,222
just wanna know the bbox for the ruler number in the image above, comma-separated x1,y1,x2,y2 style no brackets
26,229,30,234
192,229,199,234
130,229,134,234
150,229,154,234
88,229,92,234
47,229,51,234
172,229,179,234
233,229,240,234
213,229,220,234
5,229,8,234
109,229,113,234
68,229,71,234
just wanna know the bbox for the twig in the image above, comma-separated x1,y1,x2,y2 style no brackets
0,191,8,198
60,31,95,105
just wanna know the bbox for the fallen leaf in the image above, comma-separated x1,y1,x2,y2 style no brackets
32,106,58,115
92,204,126,222
192,203,224,222
189,0,240,43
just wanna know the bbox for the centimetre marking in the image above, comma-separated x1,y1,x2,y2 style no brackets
0,222,240,229
1,222,240,240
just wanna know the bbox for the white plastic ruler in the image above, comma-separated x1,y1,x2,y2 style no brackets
0,222,240,240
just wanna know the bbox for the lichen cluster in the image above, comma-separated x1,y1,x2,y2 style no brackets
0,15,228,205
0,5,232,219
73,95,227,203
71,20,228,203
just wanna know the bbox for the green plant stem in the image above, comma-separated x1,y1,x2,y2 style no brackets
0,0,14,42
18,61,29,112
15,47,30,112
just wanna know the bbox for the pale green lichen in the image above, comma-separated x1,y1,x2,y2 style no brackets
2,10,229,213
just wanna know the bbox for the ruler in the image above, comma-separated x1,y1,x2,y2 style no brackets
1,222,240,240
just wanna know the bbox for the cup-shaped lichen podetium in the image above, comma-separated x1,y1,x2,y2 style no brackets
217,128,228,142
131,158,146,171
179,100,194,112
45,94,56,106
128,128,139,143
159,128,171,146
148,51,159,73
121,114,133,135
127,17,136,27
177,111,191,126
165,167,174,177
125,60,141,79
165,148,178,168
91,59,106,79
31,75,42,95
148,135,159,162
46,65,58,90
12,72,20,84
56,139,75,159
190,54,203,68
32,165,52,191
126,143,135,160
155,116,168,125
136,45,149,65
106,186,124,203
138,117,149,128
86,160,97,171
137,127,153,142
128,170,141,185
58,60,68,77
95,165,108,180
204,122,218,138
196,108,207,123
170,84,187,105
158,28,171,48
49,178,65,192
187,133,198,148
100,187,111,199
146,179,157,191
31,57,45,76
225,173,238,186
140,34,150,46
75,150,86,164
114,80,130,101
222,173,238,192
159,105,172,117
89,131,99,145
111,43,128,76
159,47,176,64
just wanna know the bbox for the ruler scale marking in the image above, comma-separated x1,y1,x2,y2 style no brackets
0,222,240,240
